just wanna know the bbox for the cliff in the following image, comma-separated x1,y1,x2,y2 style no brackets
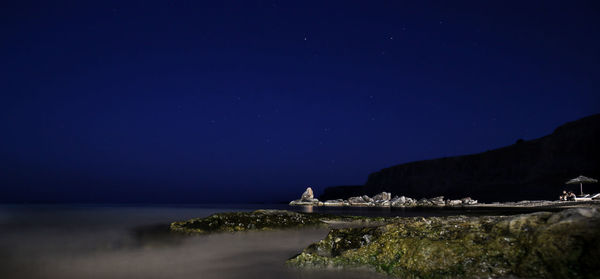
319,185,364,201
320,114,600,202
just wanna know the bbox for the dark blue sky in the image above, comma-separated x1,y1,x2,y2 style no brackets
1,1,599,203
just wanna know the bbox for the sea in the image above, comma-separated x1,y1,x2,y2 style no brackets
0,204,551,279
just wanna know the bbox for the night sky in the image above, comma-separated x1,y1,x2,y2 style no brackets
1,1,599,203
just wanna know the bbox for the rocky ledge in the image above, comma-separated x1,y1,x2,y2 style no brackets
170,208,600,277
170,210,328,234
290,187,477,207
288,208,600,278
169,210,385,234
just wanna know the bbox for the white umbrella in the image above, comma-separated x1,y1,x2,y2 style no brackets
566,175,598,196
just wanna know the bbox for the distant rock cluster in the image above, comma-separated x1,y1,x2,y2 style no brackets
289,187,477,207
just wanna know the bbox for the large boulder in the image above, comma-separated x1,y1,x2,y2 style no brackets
301,187,314,201
416,198,430,206
446,199,462,206
362,195,374,203
390,196,405,207
390,196,415,207
289,208,600,278
348,196,367,205
290,187,320,205
430,196,446,206
373,192,392,202
461,197,478,205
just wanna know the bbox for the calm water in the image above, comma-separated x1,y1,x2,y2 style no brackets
0,204,550,279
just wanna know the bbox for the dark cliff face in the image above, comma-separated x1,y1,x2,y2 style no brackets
319,185,364,201
322,114,600,202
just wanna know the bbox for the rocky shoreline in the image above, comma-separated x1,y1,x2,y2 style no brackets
289,187,600,209
289,187,478,207
170,210,327,234
169,210,388,234
288,208,600,278
170,207,600,278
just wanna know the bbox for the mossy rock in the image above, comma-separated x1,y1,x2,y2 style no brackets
288,208,600,278
170,210,334,234
170,210,389,234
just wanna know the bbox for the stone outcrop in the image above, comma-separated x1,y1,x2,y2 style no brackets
170,210,327,234
373,192,391,202
171,207,600,278
288,208,600,278
290,187,322,206
320,114,600,202
170,210,386,234
301,187,314,201
294,192,477,208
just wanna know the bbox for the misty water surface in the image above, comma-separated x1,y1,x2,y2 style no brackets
0,204,551,279
0,205,392,279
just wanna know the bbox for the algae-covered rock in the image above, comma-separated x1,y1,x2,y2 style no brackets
170,210,327,234
288,208,600,278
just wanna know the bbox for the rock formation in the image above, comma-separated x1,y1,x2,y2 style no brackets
170,209,383,234
170,210,327,233
301,187,314,201
289,187,322,206
288,208,600,278
373,192,391,202
171,207,600,277
291,191,477,208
